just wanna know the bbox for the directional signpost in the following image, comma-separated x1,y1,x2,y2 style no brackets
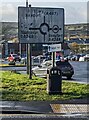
18,7,64,44
18,5,64,79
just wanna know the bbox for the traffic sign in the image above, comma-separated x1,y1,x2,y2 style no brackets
18,7,64,44
48,44,61,52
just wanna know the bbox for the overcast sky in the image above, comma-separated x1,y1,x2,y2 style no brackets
0,0,88,24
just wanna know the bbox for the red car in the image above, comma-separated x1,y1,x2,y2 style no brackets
8,54,21,65
8,54,15,65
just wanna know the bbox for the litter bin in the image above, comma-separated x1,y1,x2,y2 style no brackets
47,66,62,95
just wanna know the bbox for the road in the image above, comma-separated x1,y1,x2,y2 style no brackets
69,61,88,84
0,61,88,84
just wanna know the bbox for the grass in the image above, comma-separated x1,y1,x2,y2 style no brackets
0,71,89,101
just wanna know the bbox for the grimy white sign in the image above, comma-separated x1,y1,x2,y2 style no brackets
18,7,64,44
48,44,61,52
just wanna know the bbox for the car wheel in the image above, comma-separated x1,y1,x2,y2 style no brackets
13,62,16,65
9,62,15,65
14,59,16,62
19,59,21,62
67,76,72,80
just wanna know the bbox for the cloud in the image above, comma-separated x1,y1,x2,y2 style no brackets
0,2,87,23
1,3,17,22
2,4,16,14
59,2,87,24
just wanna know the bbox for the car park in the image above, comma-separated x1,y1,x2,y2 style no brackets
32,60,74,79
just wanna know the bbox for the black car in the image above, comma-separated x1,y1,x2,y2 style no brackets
56,60,74,79
33,60,74,79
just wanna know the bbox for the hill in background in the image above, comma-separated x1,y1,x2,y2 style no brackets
0,22,88,42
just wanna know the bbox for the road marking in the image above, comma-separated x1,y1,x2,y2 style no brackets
50,104,89,114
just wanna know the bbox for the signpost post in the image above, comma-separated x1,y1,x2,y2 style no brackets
18,5,64,78
48,44,61,66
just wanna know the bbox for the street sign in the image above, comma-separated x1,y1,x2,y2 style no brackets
18,7,64,44
48,44,61,52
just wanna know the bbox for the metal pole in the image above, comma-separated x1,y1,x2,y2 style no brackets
29,44,32,79
26,44,29,74
26,43,32,79
26,0,29,74
26,0,28,7
25,0,32,79
19,43,21,55
52,52,55,67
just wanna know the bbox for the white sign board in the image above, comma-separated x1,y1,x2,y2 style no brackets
48,44,61,52
18,7,64,44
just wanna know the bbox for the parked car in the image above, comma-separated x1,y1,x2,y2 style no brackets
13,54,21,62
79,56,85,61
75,54,81,61
21,55,46,66
8,54,15,65
8,54,21,65
70,55,76,61
32,60,74,79
9,54,21,62
84,54,89,61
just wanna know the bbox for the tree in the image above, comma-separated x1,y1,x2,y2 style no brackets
69,42,79,54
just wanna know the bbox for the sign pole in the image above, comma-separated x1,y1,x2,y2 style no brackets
26,0,29,75
26,44,29,74
26,43,32,80
52,52,55,67
29,44,32,79
26,0,28,7
19,43,21,57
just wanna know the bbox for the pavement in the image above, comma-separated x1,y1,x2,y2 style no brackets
1,98,89,114
0,99,89,119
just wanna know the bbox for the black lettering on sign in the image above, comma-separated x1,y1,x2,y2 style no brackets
49,34,60,37
48,37,60,41
44,11,58,16
21,34,36,39
29,34,34,38
48,38,51,41
23,34,28,38
25,11,58,18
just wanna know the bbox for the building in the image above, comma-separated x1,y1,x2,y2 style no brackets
1,42,43,58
